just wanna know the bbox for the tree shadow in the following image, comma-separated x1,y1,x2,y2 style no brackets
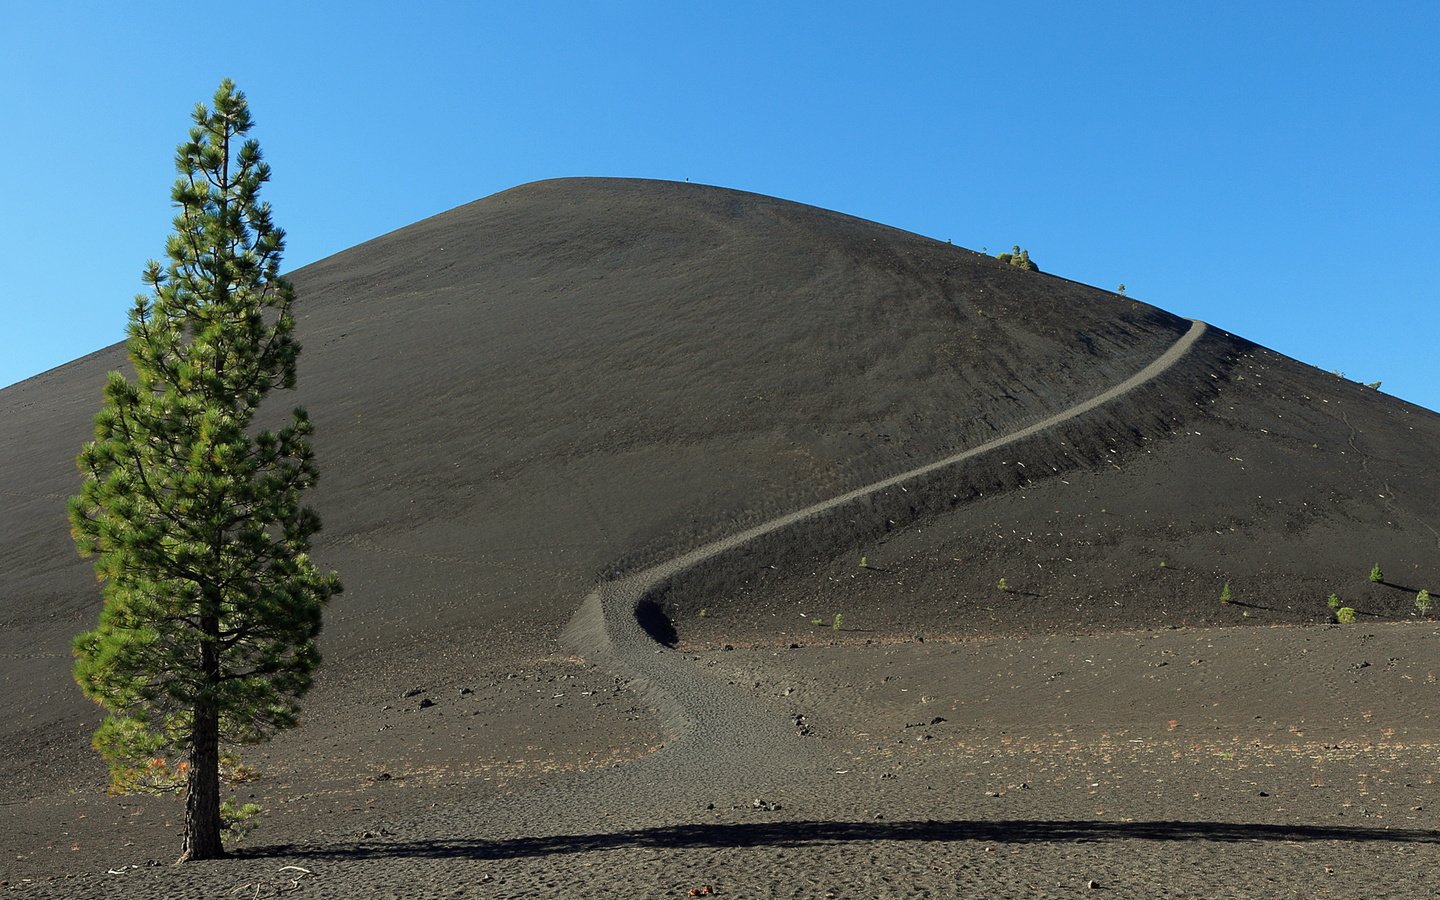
1378,580,1423,595
240,817,1440,862
1229,600,1279,612
1355,608,1403,621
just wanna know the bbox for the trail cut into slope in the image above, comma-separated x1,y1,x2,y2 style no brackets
563,321,1207,779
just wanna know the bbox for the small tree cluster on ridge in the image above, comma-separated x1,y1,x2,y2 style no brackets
997,245,1039,272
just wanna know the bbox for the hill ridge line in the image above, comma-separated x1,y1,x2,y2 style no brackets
563,319,1207,754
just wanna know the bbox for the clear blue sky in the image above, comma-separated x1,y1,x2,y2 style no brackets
3,2,1436,410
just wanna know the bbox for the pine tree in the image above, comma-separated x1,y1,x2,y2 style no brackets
69,80,340,862
996,245,1039,272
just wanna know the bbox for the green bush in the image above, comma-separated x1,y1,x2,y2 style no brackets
1220,582,1233,604
1336,607,1358,624
997,577,1009,592
220,798,263,843
1370,564,1384,583
996,245,1039,272
833,613,844,631
1327,593,1341,610
1417,589,1432,615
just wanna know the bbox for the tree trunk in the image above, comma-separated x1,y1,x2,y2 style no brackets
177,697,224,861
178,609,225,863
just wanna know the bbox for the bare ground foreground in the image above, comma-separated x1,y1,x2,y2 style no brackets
8,626,1440,898
3,179,1438,898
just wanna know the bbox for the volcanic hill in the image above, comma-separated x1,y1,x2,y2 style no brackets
2,178,1438,896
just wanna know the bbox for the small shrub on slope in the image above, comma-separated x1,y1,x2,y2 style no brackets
996,245,1039,272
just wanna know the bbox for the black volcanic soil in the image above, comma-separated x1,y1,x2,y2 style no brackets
2,178,1438,897
674,338,1440,645
11,626,1440,898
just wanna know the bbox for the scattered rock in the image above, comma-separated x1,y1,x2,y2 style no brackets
372,772,392,782
1088,879,1100,890
459,687,474,695
402,687,425,698
905,716,948,729
418,697,436,709
751,798,782,811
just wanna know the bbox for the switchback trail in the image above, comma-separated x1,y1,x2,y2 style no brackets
555,319,1208,810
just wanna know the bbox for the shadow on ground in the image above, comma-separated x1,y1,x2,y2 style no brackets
247,819,1440,861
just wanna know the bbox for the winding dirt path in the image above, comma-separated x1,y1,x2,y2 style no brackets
559,319,1208,804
